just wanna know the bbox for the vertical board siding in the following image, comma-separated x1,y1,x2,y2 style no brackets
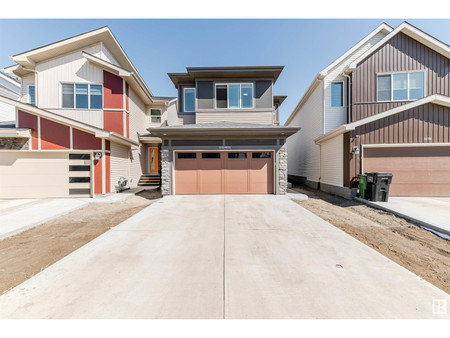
352,32,450,121
347,103,450,186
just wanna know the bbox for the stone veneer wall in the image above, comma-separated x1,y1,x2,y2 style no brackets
278,143,287,194
0,137,29,150
161,148,171,195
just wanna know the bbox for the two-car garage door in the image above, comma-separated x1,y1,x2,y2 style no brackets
363,146,450,197
174,151,274,194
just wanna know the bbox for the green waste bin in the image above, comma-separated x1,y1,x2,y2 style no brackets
358,174,367,199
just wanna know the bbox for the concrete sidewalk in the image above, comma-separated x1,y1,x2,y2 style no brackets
0,195,448,319
358,197,450,237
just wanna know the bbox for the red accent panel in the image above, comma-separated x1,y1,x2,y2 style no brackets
73,129,102,150
125,83,129,111
94,156,103,194
126,113,130,138
18,110,38,149
103,70,123,109
105,152,111,194
104,110,124,135
105,140,111,151
40,118,70,150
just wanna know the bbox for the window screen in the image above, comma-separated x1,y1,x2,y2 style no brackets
62,83,74,108
409,72,424,100
90,85,103,109
393,73,408,101
228,84,240,108
76,84,89,109
377,75,391,101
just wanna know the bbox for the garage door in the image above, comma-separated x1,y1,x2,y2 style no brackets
363,146,450,197
175,151,274,194
0,152,91,198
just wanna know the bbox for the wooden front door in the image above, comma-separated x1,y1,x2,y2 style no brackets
148,147,159,173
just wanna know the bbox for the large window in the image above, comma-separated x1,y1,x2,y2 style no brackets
28,85,36,106
184,88,195,112
62,83,103,109
215,83,254,109
150,108,162,123
331,82,343,107
377,71,425,102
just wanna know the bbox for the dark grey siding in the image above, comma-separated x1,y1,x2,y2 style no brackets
255,80,273,109
352,32,450,121
197,81,214,109
346,103,450,187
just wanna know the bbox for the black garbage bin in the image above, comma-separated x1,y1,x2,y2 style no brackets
365,172,393,202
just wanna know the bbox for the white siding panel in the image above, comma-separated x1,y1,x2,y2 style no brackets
324,32,387,133
286,83,323,182
110,142,129,192
46,109,103,128
36,44,102,110
196,111,273,124
0,102,15,122
320,135,343,186
21,74,35,104
101,45,120,66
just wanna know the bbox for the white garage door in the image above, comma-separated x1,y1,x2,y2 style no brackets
0,152,91,199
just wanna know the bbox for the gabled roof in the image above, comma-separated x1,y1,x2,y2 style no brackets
0,94,139,147
314,95,450,144
2,26,175,106
168,66,284,88
346,21,450,73
284,23,393,126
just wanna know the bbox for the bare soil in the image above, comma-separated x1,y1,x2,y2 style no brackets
0,190,161,295
292,186,450,294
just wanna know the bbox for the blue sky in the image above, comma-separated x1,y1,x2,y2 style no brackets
0,19,449,123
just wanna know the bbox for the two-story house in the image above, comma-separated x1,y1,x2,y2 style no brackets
147,66,299,195
286,22,450,198
0,26,176,199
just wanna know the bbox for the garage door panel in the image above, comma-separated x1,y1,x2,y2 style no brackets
224,157,249,194
174,159,198,195
364,146,450,197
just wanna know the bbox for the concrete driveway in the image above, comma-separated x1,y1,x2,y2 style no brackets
371,197,450,237
0,195,448,319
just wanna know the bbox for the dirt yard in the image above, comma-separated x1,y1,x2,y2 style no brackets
0,190,161,295
292,186,450,294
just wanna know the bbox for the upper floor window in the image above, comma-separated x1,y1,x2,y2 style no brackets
184,88,195,112
28,85,36,106
377,71,424,102
150,108,162,123
331,82,343,107
215,83,253,109
61,83,103,109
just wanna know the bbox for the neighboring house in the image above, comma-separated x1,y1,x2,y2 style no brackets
0,27,176,199
0,71,21,123
147,66,299,195
286,22,450,198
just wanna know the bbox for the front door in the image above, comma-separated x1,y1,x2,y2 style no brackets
148,147,159,174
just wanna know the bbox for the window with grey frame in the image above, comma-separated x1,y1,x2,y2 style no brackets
62,83,103,109
377,71,425,102
183,88,195,112
215,83,253,109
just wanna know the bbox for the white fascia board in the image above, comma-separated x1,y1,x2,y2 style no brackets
347,22,450,72
284,75,323,126
82,52,132,77
315,94,450,144
319,23,393,77
108,132,140,146
0,128,31,138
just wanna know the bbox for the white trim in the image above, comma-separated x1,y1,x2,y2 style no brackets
347,22,450,71
183,87,196,112
315,94,450,144
60,82,103,110
376,70,426,102
37,116,41,150
69,127,73,150
82,51,132,77
101,138,106,195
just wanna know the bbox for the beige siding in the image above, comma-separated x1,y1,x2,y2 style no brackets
21,74,35,104
46,109,103,128
146,103,167,129
286,83,323,182
196,110,273,124
36,44,103,111
320,134,343,186
324,31,388,133
128,87,147,187
110,142,130,192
